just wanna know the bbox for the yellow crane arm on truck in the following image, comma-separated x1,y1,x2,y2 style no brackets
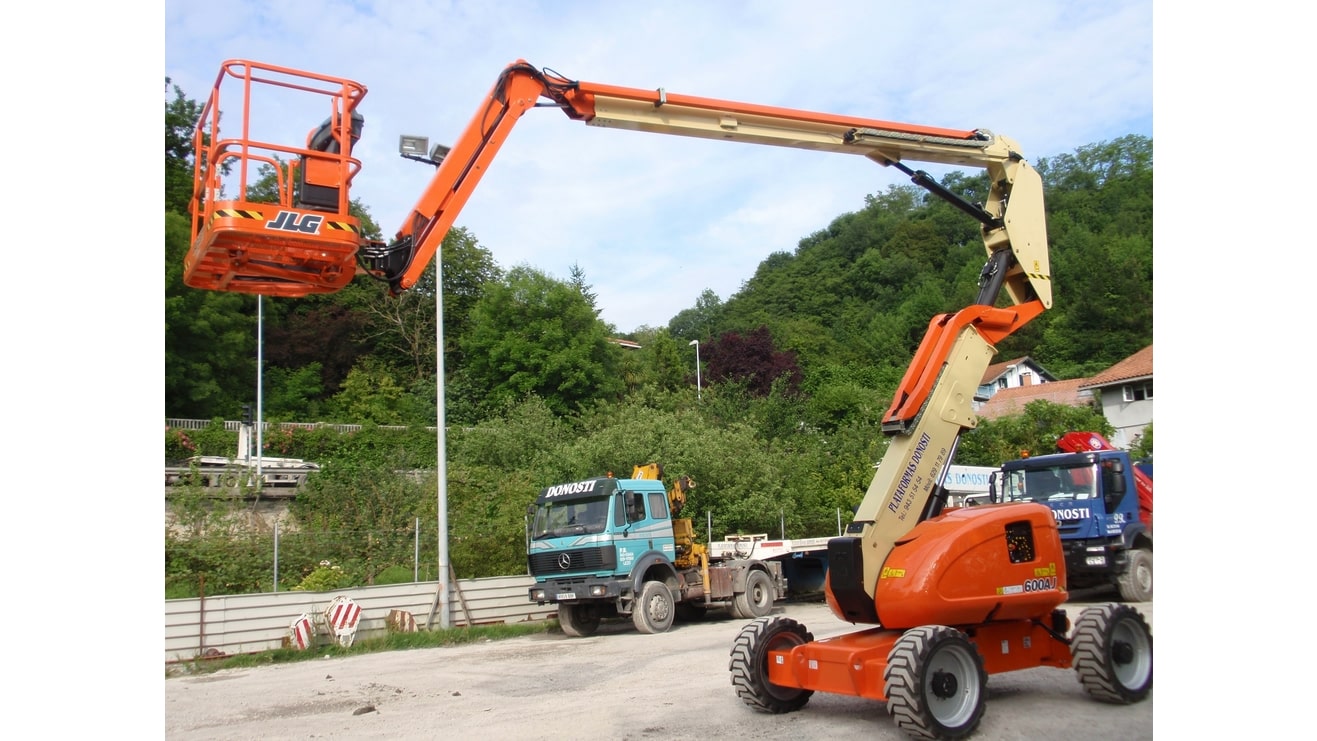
184,58,1050,626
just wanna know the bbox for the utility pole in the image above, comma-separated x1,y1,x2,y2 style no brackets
689,339,701,401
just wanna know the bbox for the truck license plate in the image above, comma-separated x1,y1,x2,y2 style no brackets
559,592,576,600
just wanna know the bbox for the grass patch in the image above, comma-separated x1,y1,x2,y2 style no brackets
168,621,556,677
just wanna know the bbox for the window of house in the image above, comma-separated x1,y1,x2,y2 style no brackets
1122,382,1154,402
997,378,1008,389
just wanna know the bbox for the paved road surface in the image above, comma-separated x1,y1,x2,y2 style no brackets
165,596,1152,740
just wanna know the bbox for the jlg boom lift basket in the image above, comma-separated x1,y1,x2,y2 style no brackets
184,60,368,297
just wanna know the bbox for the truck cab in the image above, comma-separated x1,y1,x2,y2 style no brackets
996,449,1152,600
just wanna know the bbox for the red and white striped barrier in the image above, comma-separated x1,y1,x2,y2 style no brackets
289,613,315,650
323,596,362,647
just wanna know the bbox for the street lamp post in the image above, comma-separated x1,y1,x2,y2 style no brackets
689,339,701,401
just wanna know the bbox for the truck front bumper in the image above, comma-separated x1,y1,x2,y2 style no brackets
1062,539,1129,577
529,577,628,605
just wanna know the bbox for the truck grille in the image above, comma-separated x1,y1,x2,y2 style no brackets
529,545,617,576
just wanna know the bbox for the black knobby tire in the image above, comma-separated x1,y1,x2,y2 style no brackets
884,625,987,740
1117,548,1153,602
632,581,675,634
1072,603,1153,703
733,569,775,620
728,616,814,714
558,603,601,637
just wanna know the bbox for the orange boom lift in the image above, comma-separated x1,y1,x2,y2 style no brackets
184,59,1151,739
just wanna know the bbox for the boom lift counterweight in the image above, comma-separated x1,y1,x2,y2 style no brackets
183,58,1149,739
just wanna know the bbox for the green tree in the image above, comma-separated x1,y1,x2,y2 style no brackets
461,265,624,416
955,401,1114,467
164,212,256,417
668,288,724,341
165,79,204,216
1129,422,1153,460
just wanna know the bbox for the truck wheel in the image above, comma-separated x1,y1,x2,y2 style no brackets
728,616,814,713
1072,604,1153,703
733,569,775,619
884,625,986,740
1117,548,1152,602
557,603,601,637
632,581,675,634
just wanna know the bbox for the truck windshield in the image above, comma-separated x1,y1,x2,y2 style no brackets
530,496,610,540
1002,463,1098,503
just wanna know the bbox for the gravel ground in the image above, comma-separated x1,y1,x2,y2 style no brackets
165,594,1152,740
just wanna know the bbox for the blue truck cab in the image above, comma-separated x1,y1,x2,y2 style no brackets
996,449,1152,602
526,473,783,636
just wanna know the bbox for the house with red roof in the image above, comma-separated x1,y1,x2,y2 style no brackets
1078,345,1153,450
974,356,1058,412
974,345,1153,451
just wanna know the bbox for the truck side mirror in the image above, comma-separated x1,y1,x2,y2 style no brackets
1105,460,1127,496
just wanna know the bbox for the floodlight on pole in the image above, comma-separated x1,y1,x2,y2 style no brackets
399,135,450,167
689,339,701,401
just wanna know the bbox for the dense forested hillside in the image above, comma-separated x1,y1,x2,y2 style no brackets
164,81,1151,591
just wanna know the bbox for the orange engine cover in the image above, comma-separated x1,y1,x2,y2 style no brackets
875,503,1067,629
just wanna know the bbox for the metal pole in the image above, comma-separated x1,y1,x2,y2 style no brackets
689,339,701,401
272,521,279,592
414,517,420,582
436,262,452,628
837,507,842,536
707,510,712,544
256,295,264,479
780,509,785,539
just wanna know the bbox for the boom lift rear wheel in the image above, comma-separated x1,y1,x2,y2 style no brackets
728,616,814,713
1072,604,1153,703
884,625,987,740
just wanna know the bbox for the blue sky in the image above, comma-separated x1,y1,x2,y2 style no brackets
164,0,1152,334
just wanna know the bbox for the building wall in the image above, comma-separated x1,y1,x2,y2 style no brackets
1098,393,1153,450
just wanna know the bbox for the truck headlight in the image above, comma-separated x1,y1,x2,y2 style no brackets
590,585,607,597
1085,556,1107,566
531,588,546,601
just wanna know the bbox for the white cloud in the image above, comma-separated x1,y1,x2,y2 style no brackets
165,0,1152,333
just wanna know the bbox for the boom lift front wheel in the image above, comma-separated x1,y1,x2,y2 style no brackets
884,625,987,740
728,616,815,713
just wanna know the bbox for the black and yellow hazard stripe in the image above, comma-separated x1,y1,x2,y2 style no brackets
210,209,265,224
324,221,360,234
